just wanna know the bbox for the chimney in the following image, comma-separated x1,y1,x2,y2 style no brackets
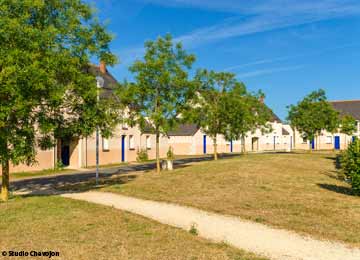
259,95,265,104
99,61,106,74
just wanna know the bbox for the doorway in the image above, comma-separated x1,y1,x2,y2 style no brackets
252,137,259,151
334,136,340,150
203,135,207,154
60,139,70,166
311,139,315,150
121,135,126,162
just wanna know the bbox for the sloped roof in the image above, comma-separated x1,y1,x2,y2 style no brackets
86,65,118,99
330,100,360,120
282,127,290,135
168,105,281,137
269,110,282,123
168,123,200,136
141,122,155,134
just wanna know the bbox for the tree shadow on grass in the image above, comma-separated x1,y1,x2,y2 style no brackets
324,154,342,169
8,153,241,199
317,183,354,196
321,170,343,181
15,173,140,198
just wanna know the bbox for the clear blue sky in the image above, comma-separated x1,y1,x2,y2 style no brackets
90,0,360,120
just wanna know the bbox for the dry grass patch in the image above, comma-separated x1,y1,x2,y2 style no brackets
101,152,360,246
0,195,267,260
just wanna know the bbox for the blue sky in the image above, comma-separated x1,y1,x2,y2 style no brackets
90,0,360,120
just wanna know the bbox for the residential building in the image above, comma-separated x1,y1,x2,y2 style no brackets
168,109,293,155
9,63,169,173
293,100,360,150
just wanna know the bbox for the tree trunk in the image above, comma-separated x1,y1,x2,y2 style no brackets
241,136,246,154
1,159,10,201
156,132,160,173
213,135,218,160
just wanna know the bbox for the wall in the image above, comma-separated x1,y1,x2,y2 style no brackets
9,148,55,173
293,128,359,151
79,125,169,167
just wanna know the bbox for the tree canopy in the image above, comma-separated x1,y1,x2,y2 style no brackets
189,70,233,160
287,89,339,149
340,114,357,136
223,88,272,153
188,70,271,159
118,34,196,173
0,0,117,201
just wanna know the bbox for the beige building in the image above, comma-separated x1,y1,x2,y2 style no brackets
168,110,293,155
293,100,360,151
9,64,169,173
8,63,360,174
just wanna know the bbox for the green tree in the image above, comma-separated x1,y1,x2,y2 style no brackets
223,88,272,153
0,0,117,201
340,115,357,146
287,89,339,151
118,34,196,173
341,138,360,195
191,70,230,160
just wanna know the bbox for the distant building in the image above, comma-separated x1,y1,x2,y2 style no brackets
168,107,293,155
293,100,360,150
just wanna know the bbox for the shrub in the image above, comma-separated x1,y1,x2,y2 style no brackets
56,161,65,170
189,223,198,236
136,148,149,162
340,138,360,195
166,146,175,160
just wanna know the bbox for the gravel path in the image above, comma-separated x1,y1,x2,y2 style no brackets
62,191,360,260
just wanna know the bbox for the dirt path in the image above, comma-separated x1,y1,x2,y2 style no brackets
62,191,360,260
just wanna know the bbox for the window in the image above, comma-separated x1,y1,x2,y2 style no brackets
276,136,280,144
302,137,307,144
102,137,109,151
326,136,332,144
129,135,135,150
122,122,128,130
146,135,151,149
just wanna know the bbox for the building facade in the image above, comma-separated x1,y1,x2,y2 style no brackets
168,111,294,155
293,100,360,150
6,63,360,174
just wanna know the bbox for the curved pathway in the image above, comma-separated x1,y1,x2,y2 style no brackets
62,191,360,260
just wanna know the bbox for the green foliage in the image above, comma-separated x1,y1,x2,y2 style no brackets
167,146,175,160
189,70,235,142
340,115,357,136
341,138,360,195
118,34,195,171
56,160,65,170
0,0,118,200
136,149,149,162
119,34,195,134
189,223,198,236
223,87,272,143
0,0,118,166
287,89,339,145
187,70,271,155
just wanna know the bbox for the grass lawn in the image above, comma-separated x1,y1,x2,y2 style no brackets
92,152,360,247
0,195,267,260
10,168,77,180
